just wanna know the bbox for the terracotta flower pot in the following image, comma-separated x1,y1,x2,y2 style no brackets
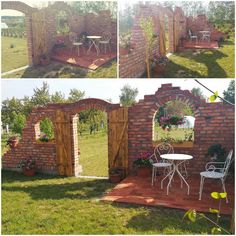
23,168,36,177
119,47,129,56
137,167,151,177
154,64,166,74
110,174,121,183
40,57,50,66
9,139,19,148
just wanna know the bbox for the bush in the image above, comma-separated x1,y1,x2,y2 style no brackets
40,118,54,139
12,113,26,134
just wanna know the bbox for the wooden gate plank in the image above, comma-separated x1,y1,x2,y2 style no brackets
54,110,73,176
108,107,128,176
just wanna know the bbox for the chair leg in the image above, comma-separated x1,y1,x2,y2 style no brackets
221,178,228,203
199,176,205,200
151,166,155,186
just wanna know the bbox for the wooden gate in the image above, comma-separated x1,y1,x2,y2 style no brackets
108,107,129,178
31,11,48,65
54,110,73,176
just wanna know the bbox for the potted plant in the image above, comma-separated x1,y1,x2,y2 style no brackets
7,136,19,148
109,168,123,183
18,157,36,176
119,33,134,55
207,144,226,162
152,56,169,74
53,37,66,54
133,151,152,177
40,54,50,66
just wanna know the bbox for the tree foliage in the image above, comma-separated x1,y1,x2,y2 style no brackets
223,80,235,104
119,84,138,107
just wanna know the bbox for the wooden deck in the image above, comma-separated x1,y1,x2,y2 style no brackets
51,47,117,70
183,40,219,49
102,174,234,215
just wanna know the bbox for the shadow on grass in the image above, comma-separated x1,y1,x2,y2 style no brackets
162,39,233,78
109,202,230,234
2,170,113,200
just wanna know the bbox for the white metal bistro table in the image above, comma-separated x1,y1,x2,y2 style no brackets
199,31,211,42
160,154,193,195
87,36,101,56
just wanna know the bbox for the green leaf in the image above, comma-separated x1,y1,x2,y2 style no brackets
209,208,219,214
219,192,227,199
214,91,219,97
211,192,220,199
211,227,221,234
183,209,197,222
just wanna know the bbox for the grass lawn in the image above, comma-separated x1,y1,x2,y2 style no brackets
1,37,29,72
162,37,235,78
79,131,108,177
2,170,231,234
2,60,117,78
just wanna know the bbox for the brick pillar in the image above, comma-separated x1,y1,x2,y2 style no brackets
70,114,82,176
25,15,33,65
168,15,175,53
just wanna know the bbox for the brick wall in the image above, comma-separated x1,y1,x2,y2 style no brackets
119,4,177,78
128,84,235,174
2,99,120,175
2,85,234,176
186,14,226,41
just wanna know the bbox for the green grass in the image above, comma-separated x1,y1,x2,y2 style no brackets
79,131,108,177
2,170,231,234
163,37,235,78
154,126,194,142
1,37,29,72
1,36,117,78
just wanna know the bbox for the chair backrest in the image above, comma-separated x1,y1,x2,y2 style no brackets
222,149,233,176
188,30,192,37
69,32,77,43
153,142,174,162
102,31,112,41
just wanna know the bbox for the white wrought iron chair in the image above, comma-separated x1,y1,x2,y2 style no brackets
199,149,233,203
149,142,174,186
188,29,198,42
69,32,84,56
99,31,112,54
201,31,211,42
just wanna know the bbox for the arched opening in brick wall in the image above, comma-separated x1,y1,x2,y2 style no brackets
76,108,109,177
1,9,30,70
1,2,37,66
153,99,195,145
35,118,55,143
56,10,70,35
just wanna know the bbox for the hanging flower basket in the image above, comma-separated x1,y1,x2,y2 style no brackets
159,115,184,130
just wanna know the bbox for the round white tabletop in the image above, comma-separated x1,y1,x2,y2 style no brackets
161,154,193,161
87,36,101,39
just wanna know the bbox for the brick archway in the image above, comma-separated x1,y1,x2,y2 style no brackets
2,1,38,66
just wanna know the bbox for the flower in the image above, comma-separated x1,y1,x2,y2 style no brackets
18,157,36,170
159,115,184,130
133,151,152,168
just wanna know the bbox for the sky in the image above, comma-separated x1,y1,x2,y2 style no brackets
1,79,232,103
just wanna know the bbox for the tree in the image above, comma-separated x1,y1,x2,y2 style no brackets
119,84,138,107
40,118,54,139
223,80,235,104
31,82,51,107
140,17,157,78
68,89,85,102
51,91,66,103
208,1,235,25
191,87,206,99
12,112,26,134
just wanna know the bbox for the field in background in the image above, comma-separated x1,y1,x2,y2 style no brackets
2,37,28,72
79,131,108,177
